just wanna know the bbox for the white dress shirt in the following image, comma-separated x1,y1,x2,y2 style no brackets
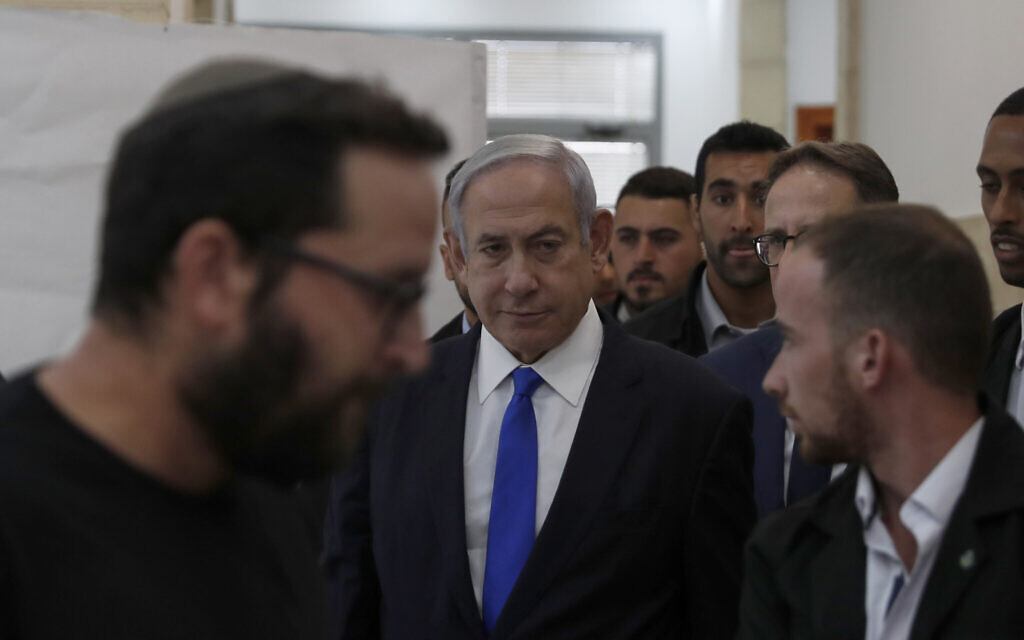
1005,305,1024,427
858,418,983,640
463,302,604,611
616,300,632,323
694,269,757,352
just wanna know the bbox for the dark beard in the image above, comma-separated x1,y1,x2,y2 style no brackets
176,302,378,486
705,236,769,289
799,359,871,465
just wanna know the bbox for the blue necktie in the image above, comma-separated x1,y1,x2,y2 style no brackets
481,367,543,633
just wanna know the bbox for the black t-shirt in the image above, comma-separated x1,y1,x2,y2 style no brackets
0,373,326,639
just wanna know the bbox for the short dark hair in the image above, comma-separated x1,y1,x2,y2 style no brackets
992,87,1024,118
800,204,991,395
694,121,789,204
442,158,468,206
765,141,899,204
616,166,696,206
93,59,448,328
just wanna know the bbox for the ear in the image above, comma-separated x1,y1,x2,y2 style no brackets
170,218,257,334
689,193,704,243
589,209,614,271
848,328,890,391
445,228,469,279
439,242,456,282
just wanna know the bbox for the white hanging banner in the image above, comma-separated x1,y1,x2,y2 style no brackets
0,7,487,375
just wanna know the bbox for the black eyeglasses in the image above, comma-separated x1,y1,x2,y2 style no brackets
261,238,426,314
754,232,803,267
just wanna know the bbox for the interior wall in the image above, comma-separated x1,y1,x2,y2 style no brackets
235,0,740,177
786,0,837,141
856,0,1024,312
859,0,1024,220
0,7,484,373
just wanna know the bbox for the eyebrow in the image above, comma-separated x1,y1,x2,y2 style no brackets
706,178,737,191
764,224,810,236
527,225,568,242
977,164,1024,179
475,233,506,248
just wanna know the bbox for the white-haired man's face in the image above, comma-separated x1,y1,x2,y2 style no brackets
452,159,611,364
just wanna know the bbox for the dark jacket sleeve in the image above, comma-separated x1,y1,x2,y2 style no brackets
684,394,757,638
323,432,381,640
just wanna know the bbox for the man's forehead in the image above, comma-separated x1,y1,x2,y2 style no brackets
705,150,777,179
980,115,1024,167
614,196,689,226
462,161,575,229
764,166,859,230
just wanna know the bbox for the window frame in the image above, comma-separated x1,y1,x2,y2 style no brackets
383,29,664,166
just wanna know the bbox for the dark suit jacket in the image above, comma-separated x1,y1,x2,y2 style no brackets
738,397,1024,640
623,262,708,358
325,317,757,639
983,303,1021,405
430,312,466,344
700,325,831,519
599,295,626,324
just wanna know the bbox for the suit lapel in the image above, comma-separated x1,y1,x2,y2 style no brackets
983,304,1021,405
677,261,708,356
807,469,867,638
424,326,486,635
911,400,1024,639
491,322,646,638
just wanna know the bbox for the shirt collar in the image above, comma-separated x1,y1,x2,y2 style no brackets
616,299,632,323
855,417,984,528
461,311,472,334
1015,305,1024,369
476,301,604,407
695,268,754,345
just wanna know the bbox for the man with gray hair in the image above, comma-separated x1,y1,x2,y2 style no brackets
325,134,756,639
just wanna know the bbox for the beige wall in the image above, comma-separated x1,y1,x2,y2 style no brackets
739,0,787,133
0,0,211,22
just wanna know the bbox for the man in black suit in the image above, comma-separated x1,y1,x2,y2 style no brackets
432,158,477,342
602,167,702,323
739,205,1024,639
980,87,1024,413
701,142,899,519
624,121,788,357
326,134,756,639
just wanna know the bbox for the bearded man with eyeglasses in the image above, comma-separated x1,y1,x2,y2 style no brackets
0,59,448,639
701,141,899,519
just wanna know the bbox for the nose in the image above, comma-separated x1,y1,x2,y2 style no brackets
636,235,655,263
762,353,786,401
381,307,430,375
732,195,756,234
504,251,539,298
988,185,1024,228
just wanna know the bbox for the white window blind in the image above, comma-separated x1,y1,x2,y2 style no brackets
481,39,657,122
564,141,650,208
